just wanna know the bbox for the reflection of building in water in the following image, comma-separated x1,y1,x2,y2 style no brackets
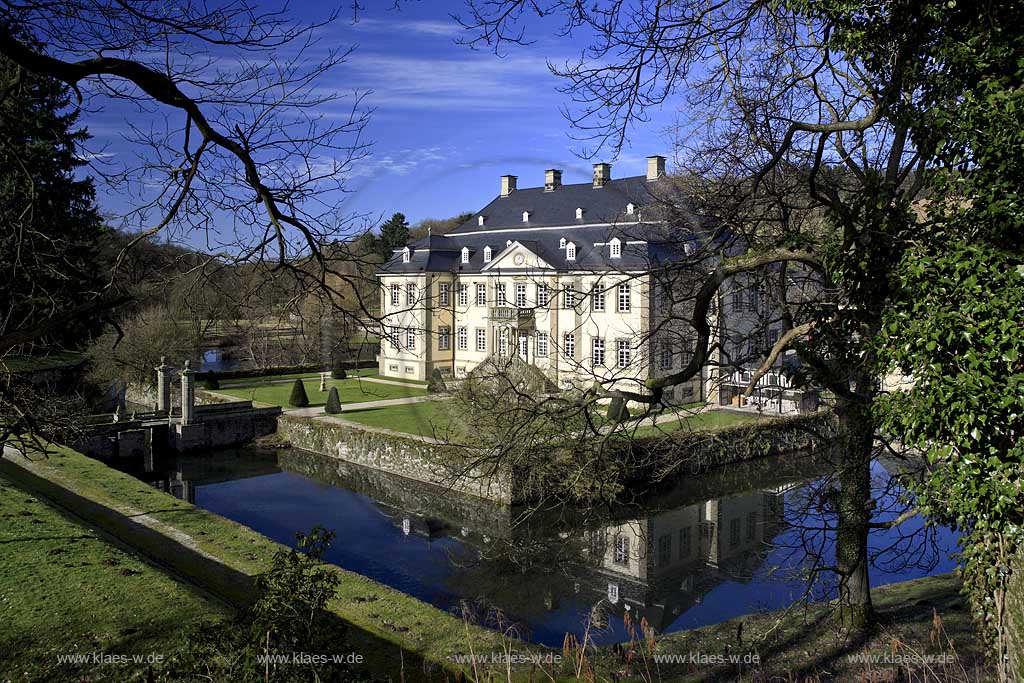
583,489,786,631
144,451,282,506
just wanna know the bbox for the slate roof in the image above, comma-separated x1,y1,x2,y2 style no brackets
379,174,706,275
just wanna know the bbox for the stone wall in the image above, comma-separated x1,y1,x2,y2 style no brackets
277,415,512,503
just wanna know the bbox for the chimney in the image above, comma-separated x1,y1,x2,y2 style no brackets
592,162,611,188
646,155,666,181
544,168,562,192
500,174,517,197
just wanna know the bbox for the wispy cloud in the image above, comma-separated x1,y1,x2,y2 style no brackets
337,51,561,111
347,17,464,38
346,145,453,180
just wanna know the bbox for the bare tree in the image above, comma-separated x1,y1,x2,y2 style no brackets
446,0,936,634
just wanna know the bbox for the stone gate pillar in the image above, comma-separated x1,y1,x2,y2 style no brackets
156,356,173,413
180,360,196,426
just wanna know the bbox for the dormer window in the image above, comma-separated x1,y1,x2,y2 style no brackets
559,237,566,249
522,211,530,223
478,215,485,226
506,239,513,247
402,247,411,263
575,207,584,220
609,238,621,258
461,247,469,264
483,246,492,262
566,242,576,261
626,203,635,215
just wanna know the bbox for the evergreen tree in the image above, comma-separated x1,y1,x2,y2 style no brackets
0,38,107,352
378,212,409,258
287,379,309,408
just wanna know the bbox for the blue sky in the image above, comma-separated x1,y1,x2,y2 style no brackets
81,1,677,243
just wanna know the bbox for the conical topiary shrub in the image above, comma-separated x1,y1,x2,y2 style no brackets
324,386,342,414
331,367,347,380
427,367,447,394
606,397,630,424
288,378,309,408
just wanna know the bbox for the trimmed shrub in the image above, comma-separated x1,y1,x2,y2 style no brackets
427,367,447,394
331,368,347,380
324,387,342,414
288,379,310,408
202,377,220,390
607,397,630,423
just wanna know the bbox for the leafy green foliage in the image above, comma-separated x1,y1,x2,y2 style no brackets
324,386,342,414
288,378,309,408
203,376,220,390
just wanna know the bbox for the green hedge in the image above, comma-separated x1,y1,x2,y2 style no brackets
196,359,376,382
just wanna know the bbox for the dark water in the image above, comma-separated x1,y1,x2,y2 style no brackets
200,349,240,372
130,448,957,647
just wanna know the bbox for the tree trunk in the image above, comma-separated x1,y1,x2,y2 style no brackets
834,397,877,634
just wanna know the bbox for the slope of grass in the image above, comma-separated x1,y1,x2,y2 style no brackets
335,400,453,437
0,474,229,682
631,408,766,438
217,376,426,408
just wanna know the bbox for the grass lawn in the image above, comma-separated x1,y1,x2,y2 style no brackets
631,408,766,439
219,368,429,387
217,376,426,408
0,474,229,682
338,399,452,437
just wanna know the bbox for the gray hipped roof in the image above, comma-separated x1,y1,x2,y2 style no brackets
379,175,704,275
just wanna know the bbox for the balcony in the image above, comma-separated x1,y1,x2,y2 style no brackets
488,307,535,330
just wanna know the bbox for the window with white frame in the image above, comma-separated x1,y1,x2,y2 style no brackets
495,283,506,305
591,286,605,311
659,343,672,370
626,202,635,215
566,242,576,260
536,283,549,307
438,326,450,350
563,333,575,359
617,339,631,368
387,327,399,350
483,246,492,262
406,328,415,350
457,283,468,307
563,283,575,308
457,327,468,350
575,207,583,220
613,535,630,566
438,283,450,307
402,247,410,263
617,282,631,312
515,282,527,307
498,329,508,355
559,237,566,249
591,337,605,366
476,283,486,306
461,247,469,263
390,283,400,306
609,238,621,258
522,211,530,222
518,333,527,357
476,328,486,352
406,283,416,305
536,331,549,357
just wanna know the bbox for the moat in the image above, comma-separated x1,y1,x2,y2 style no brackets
117,447,958,647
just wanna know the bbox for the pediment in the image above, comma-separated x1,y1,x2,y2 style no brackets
481,241,554,271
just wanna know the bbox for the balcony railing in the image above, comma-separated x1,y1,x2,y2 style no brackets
488,307,535,330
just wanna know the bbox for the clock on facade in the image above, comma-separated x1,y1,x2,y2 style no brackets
513,253,525,266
